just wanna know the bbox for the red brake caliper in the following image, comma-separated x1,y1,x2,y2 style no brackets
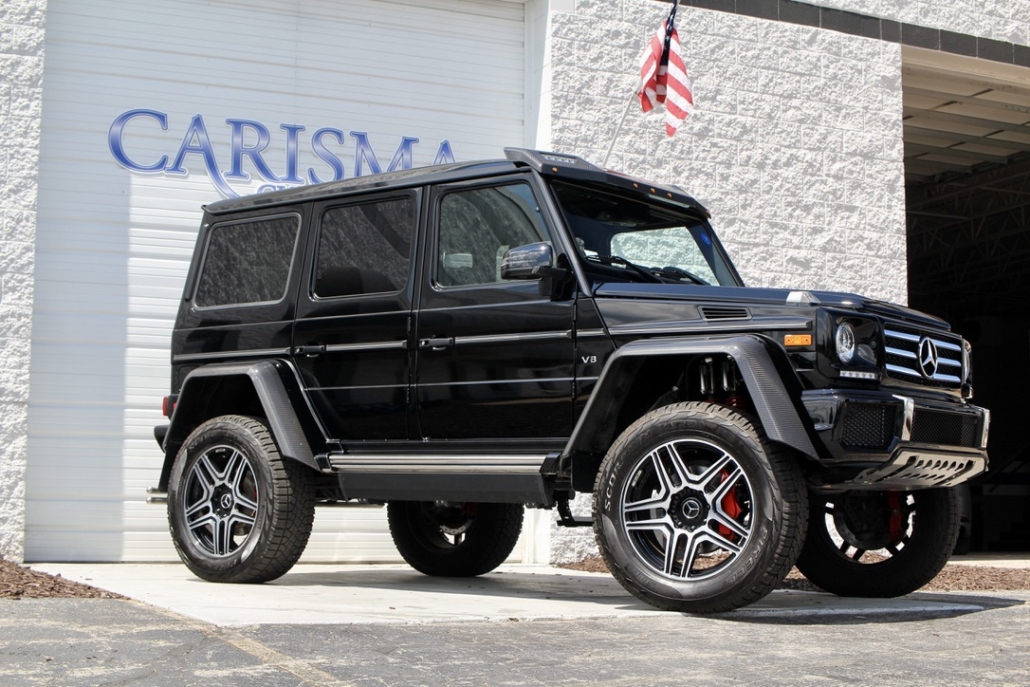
887,491,904,545
718,470,742,540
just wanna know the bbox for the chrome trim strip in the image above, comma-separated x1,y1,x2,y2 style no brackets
935,340,963,352
893,394,915,442
885,363,961,383
608,316,810,337
173,348,291,363
575,329,608,338
452,331,570,346
328,454,548,474
885,346,916,359
416,376,572,388
884,328,920,342
324,340,406,353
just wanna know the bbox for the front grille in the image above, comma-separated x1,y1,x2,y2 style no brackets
883,324,963,390
840,403,896,450
911,408,980,448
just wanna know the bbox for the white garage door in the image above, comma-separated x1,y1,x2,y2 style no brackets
27,0,530,561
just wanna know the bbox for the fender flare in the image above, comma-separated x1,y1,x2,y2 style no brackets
563,335,821,462
158,360,320,490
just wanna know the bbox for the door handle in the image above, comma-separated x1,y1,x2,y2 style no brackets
418,337,455,351
293,344,326,357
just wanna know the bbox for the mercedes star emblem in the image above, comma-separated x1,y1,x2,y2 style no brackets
918,337,939,378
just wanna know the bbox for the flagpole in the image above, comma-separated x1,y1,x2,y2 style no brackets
601,0,681,168
602,92,638,168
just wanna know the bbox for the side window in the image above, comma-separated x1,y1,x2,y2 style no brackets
314,196,415,298
194,215,299,308
436,182,549,287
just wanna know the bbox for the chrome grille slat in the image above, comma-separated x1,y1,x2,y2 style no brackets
883,324,964,389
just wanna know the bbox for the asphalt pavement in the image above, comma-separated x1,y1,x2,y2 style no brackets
1,561,1028,685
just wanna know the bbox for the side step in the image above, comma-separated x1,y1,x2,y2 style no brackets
327,453,554,506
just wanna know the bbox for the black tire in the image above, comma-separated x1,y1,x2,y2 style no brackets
387,501,524,577
167,415,315,583
593,402,808,613
795,487,960,598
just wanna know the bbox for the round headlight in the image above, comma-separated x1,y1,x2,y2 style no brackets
835,322,856,364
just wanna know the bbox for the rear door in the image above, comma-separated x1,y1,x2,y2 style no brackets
293,191,419,441
414,175,575,448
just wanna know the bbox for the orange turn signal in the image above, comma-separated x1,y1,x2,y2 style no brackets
784,334,812,346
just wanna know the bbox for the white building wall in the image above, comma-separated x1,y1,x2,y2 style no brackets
547,0,908,561
0,0,47,563
815,0,1030,47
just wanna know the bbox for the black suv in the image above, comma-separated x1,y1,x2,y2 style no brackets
152,149,989,613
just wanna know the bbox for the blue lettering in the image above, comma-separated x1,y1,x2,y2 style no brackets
387,137,419,172
350,131,382,177
434,140,455,165
224,119,279,182
166,115,237,198
280,124,306,184
108,109,169,173
308,128,346,184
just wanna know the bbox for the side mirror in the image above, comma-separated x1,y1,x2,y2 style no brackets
500,242,554,280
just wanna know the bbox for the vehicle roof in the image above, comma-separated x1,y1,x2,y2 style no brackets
203,148,708,216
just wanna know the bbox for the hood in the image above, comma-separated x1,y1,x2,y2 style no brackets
592,283,950,329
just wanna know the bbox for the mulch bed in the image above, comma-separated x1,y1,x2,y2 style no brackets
0,557,124,600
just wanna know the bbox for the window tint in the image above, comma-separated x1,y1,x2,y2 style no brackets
436,182,549,287
194,215,299,308
315,196,415,298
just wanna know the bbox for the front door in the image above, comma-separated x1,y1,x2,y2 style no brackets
415,176,575,448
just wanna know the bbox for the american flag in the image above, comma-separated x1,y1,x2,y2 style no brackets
637,2,694,136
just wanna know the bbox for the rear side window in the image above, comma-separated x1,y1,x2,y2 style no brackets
314,195,415,298
194,215,300,308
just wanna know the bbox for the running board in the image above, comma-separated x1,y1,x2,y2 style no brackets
327,454,554,506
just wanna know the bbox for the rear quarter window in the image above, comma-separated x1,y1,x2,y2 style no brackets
194,214,301,308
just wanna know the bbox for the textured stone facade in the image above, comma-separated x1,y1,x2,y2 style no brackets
0,0,46,562
548,0,911,561
816,0,1030,47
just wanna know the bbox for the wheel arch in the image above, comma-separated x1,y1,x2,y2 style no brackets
158,359,324,491
565,335,823,491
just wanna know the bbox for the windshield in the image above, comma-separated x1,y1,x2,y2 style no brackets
548,180,741,287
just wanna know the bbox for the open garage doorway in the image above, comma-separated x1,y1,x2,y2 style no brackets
903,47,1030,551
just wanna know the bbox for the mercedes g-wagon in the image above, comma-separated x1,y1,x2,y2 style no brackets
151,148,989,613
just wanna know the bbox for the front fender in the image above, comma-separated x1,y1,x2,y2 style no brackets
564,335,821,462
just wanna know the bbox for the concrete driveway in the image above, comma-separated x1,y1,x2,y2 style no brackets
1,562,1027,685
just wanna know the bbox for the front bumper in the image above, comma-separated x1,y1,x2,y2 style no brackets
801,389,989,489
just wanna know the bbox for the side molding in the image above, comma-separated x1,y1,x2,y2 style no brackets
564,335,820,460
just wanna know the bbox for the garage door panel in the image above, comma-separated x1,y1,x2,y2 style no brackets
28,0,526,562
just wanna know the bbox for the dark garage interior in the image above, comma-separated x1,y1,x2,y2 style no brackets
903,49,1030,551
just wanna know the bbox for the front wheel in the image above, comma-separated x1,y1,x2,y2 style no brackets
593,402,808,613
387,501,523,577
795,487,960,598
167,415,315,583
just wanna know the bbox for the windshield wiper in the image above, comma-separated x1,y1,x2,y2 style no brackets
586,254,663,283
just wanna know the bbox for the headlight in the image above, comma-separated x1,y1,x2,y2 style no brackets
835,322,856,364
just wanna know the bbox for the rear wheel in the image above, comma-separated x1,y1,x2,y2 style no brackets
593,402,808,613
167,415,315,583
795,487,960,597
387,501,523,577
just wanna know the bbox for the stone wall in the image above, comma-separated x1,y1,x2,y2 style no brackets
814,0,1030,46
547,0,910,562
0,0,46,563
